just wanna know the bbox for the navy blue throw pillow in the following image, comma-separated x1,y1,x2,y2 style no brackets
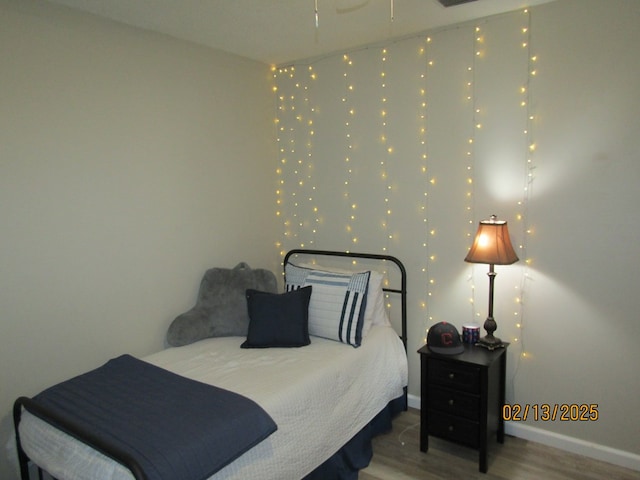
241,286,312,348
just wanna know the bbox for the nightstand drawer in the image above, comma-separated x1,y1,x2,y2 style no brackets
428,410,479,448
428,385,479,420
429,358,480,393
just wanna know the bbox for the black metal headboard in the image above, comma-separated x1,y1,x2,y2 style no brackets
283,249,407,351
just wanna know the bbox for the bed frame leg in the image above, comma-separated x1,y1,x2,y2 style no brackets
13,397,34,480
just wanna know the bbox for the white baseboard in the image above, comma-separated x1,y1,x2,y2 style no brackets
504,422,640,472
405,394,640,472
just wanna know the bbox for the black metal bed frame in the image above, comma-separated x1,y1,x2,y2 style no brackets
14,249,408,480
283,249,407,352
14,395,147,480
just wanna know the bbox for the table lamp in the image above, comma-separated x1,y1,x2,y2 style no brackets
464,215,519,350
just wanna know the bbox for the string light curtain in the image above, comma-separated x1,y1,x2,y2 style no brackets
274,9,535,357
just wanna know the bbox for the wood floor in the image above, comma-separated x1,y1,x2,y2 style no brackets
360,409,639,480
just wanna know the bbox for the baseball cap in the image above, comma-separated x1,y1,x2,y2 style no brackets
427,322,464,355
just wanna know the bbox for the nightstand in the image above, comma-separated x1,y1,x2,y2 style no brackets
418,343,507,473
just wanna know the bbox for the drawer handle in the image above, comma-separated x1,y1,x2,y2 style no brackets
448,373,455,380
448,399,455,406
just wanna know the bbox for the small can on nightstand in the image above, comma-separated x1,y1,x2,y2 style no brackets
462,323,480,344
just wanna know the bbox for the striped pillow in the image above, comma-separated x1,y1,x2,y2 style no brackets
286,263,370,347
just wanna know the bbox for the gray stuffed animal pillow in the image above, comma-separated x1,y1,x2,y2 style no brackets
166,262,277,347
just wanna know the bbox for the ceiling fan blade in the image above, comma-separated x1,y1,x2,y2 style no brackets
437,0,478,7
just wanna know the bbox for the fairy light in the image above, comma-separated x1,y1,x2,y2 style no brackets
274,66,295,251
513,8,537,374
273,72,284,260
290,67,305,247
273,64,321,260
304,65,320,248
376,46,398,318
420,36,431,343
342,53,358,247
421,35,442,341
380,47,392,254
466,25,482,324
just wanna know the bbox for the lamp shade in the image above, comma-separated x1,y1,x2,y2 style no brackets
464,215,519,265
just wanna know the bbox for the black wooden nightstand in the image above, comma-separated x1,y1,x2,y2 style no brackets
418,343,507,473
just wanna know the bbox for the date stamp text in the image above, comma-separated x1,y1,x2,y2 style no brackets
502,404,599,422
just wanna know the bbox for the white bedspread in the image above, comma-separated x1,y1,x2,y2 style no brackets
19,325,408,480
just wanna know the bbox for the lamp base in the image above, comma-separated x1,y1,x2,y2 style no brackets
476,314,505,350
475,334,505,351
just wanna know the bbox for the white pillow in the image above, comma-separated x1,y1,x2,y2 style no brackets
288,262,391,338
285,264,370,347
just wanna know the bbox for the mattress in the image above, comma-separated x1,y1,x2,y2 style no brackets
18,324,408,480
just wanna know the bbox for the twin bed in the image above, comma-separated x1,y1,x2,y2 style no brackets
13,250,409,480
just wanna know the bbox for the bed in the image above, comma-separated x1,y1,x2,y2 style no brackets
13,249,408,480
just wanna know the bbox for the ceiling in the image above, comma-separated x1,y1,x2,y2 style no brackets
46,0,555,65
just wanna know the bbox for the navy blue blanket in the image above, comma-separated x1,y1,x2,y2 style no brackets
27,354,277,480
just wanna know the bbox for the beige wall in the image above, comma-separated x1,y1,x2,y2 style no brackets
0,2,277,477
274,0,640,469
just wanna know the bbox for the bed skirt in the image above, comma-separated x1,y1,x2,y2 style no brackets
303,394,406,480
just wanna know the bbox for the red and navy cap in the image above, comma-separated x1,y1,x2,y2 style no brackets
427,322,464,355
